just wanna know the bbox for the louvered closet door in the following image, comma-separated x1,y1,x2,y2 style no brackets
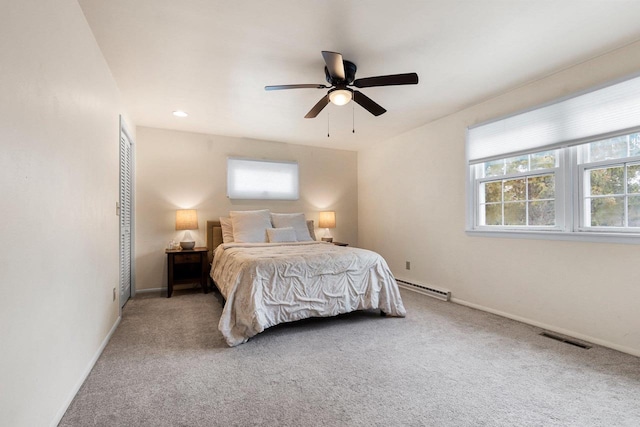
119,131,133,308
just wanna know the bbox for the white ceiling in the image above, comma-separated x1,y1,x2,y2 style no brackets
78,0,640,151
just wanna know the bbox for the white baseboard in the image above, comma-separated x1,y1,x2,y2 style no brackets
51,316,121,427
451,297,640,358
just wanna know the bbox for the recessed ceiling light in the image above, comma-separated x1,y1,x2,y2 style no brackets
172,110,188,117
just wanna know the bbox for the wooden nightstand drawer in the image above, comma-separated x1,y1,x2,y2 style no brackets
174,253,201,264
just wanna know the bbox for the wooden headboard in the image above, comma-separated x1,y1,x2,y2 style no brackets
206,220,223,263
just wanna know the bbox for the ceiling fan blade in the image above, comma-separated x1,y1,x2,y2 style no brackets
353,72,419,88
265,84,327,91
321,51,345,81
304,94,330,118
353,91,386,116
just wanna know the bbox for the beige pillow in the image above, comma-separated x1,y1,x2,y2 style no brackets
306,220,317,241
230,209,272,243
266,227,297,243
219,217,234,243
270,213,313,241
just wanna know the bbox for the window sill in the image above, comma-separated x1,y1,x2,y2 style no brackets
466,228,640,245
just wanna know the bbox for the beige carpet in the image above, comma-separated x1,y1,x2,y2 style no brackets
60,288,640,426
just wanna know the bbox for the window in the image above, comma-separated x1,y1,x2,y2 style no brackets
467,74,640,241
227,158,299,200
579,133,640,229
477,151,559,228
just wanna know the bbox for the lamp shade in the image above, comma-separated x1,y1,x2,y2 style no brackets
175,209,198,230
318,211,336,229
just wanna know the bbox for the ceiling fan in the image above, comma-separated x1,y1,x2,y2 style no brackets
265,51,419,118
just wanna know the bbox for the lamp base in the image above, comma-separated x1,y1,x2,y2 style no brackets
180,241,195,250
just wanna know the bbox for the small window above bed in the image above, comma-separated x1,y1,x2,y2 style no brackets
227,158,299,200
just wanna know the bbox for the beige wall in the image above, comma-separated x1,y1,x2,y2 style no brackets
0,1,129,426
358,41,640,356
135,127,357,291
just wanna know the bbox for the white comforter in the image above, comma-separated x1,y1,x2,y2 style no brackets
211,241,406,346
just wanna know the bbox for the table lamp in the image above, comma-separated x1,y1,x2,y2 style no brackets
176,209,198,250
318,211,336,242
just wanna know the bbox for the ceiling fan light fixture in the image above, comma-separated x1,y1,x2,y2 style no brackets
329,89,352,106
265,51,418,118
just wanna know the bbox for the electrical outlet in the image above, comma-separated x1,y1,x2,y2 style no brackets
113,287,116,301
405,261,411,270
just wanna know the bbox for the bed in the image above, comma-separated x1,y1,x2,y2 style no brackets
206,217,406,347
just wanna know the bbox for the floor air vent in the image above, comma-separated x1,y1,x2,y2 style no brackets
396,279,450,301
540,331,591,349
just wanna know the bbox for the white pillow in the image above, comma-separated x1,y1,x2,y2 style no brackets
270,213,313,241
230,209,272,243
219,217,234,243
266,227,297,243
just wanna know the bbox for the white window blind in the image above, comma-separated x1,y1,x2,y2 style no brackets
227,158,299,200
467,74,640,164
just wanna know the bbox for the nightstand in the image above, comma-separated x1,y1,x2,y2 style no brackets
165,247,209,298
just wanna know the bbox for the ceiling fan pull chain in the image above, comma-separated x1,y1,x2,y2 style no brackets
327,112,330,138
352,102,355,134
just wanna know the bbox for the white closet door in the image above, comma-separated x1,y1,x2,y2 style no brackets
119,130,133,308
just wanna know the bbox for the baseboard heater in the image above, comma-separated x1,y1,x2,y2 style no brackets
396,279,450,302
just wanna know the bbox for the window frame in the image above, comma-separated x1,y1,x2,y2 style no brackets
467,142,640,244
473,150,564,232
578,155,640,232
